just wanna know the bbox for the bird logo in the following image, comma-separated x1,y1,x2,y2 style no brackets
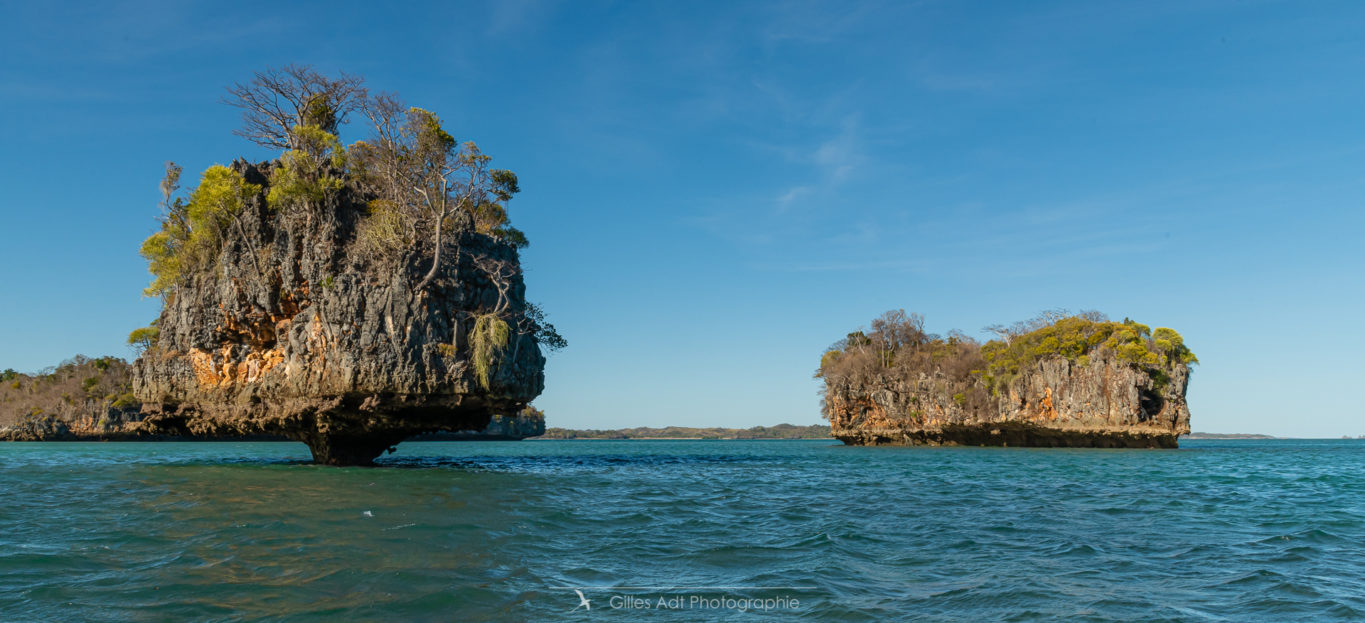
571,589,591,612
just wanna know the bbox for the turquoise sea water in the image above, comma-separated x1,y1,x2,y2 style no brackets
2,439,1363,621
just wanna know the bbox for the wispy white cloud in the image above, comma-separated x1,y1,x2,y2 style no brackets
758,0,893,46
485,0,557,37
19,3,286,66
774,115,866,213
911,65,1006,93
812,120,862,183
0,81,121,103
757,257,936,274
776,185,813,209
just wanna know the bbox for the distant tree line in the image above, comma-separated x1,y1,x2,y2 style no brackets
535,424,832,440
0,356,140,435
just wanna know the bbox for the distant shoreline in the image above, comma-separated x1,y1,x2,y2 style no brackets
530,424,832,440
526,436,834,441
9,429,1339,443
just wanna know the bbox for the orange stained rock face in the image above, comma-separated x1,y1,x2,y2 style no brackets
216,285,307,351
827,394,896,430
220,309,297,349
190,346,285,387
1039,387,1059,421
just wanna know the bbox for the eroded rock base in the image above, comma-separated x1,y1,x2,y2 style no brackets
134,398,507,466
295,430,412,466
835,423,1178,449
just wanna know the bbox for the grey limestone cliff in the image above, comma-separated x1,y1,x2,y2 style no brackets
819,312,1194,449
825,350,1190,448
133,160,545,464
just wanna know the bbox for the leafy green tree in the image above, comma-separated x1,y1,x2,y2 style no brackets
267,124,347,211
139,166,263,295
127,323,159,354
522,302,567,352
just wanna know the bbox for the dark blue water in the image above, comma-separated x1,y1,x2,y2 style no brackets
2,439,1363,621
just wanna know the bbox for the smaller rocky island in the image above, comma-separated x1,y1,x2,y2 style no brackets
818,310,1195,448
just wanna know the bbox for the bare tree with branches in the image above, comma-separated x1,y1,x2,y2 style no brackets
985,308,1066,344
352,96,520,291
472,254,520,315
159,161,182,207
223,64,367,150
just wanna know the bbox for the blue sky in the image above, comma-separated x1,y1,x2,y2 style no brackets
1,1,1361,436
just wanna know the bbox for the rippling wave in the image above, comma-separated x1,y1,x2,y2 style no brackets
2,439,1364,621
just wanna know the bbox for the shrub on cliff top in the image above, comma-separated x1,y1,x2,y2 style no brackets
135,65,566,369
348,102,523,289
140,165,262,296
979,316,1196,380
816,310,993,415
267,124,347,210
977,315,1195,394
142,66,530,299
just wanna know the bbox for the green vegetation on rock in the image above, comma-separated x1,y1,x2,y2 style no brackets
138,66,533,302
123,65,564,464
140,165,263,296
818,310,1197,409
978,315,1196,394
471,314,510,391
0,356,142,439
267,124,347,210
136,64,565,359
127,322,159,355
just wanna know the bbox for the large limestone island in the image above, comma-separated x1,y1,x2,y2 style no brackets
0,356,547,444
818,310,1195,448
126,67,563,464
